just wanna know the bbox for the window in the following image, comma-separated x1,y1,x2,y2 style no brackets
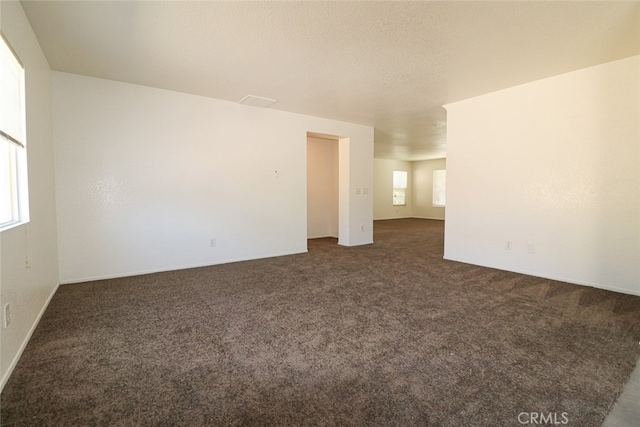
433,169,446,207
1,32,28,231
392,170,407,206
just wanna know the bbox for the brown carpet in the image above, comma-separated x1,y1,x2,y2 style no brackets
2,219,639,426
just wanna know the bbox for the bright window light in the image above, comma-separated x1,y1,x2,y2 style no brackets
393,170,408,206
1,32,28,231
433,169,446,207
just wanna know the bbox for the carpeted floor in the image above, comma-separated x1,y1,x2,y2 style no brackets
2,219,639,426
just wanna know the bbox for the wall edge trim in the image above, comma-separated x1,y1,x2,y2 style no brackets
1,282,60,392
59,250,309,285
442,256,640,297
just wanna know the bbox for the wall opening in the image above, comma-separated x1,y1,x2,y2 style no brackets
307,132,339,247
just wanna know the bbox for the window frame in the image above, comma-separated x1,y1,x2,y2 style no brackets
392,170,408,206
0,31,29,232
432,169,446,207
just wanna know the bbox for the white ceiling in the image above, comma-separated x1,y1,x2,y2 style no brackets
20,1,640,161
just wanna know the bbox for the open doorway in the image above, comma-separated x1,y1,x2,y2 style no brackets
307,133,339,249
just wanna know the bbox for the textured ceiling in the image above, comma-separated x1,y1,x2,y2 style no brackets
20,1,640,161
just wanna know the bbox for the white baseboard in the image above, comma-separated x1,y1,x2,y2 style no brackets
373,216,444,221
59,250,308,285
442,256,640,297
1,282,60,392
339,240,374,247
411,216,445,221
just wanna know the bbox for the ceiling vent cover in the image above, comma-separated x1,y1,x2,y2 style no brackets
239,95,277,108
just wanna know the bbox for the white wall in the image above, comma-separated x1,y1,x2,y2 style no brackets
412,158,446,220
0,0,59,390
373,158,412,220
52,72,373,283
343,136,374,246
444,56,640,296
307,136,338,239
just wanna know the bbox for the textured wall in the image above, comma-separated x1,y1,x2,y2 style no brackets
444,56,640,295
52,72,373,283
0,1,59,390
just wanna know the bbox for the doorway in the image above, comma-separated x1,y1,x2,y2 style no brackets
307,133,339,245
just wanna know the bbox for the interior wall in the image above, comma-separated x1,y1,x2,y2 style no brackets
307,136,338,239
344,135,375,246
373,158,412,220
412,158,446,220
52,72,374,283
444,55,640,296
0,1,59,390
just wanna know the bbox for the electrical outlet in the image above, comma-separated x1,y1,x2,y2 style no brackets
360,225,365,232
3,303,10,328
505,241,512,251
209,238,216,247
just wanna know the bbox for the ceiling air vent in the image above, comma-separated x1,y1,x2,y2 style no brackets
239,95,277,108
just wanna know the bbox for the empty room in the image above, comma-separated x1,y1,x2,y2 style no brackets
1,1,639,426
